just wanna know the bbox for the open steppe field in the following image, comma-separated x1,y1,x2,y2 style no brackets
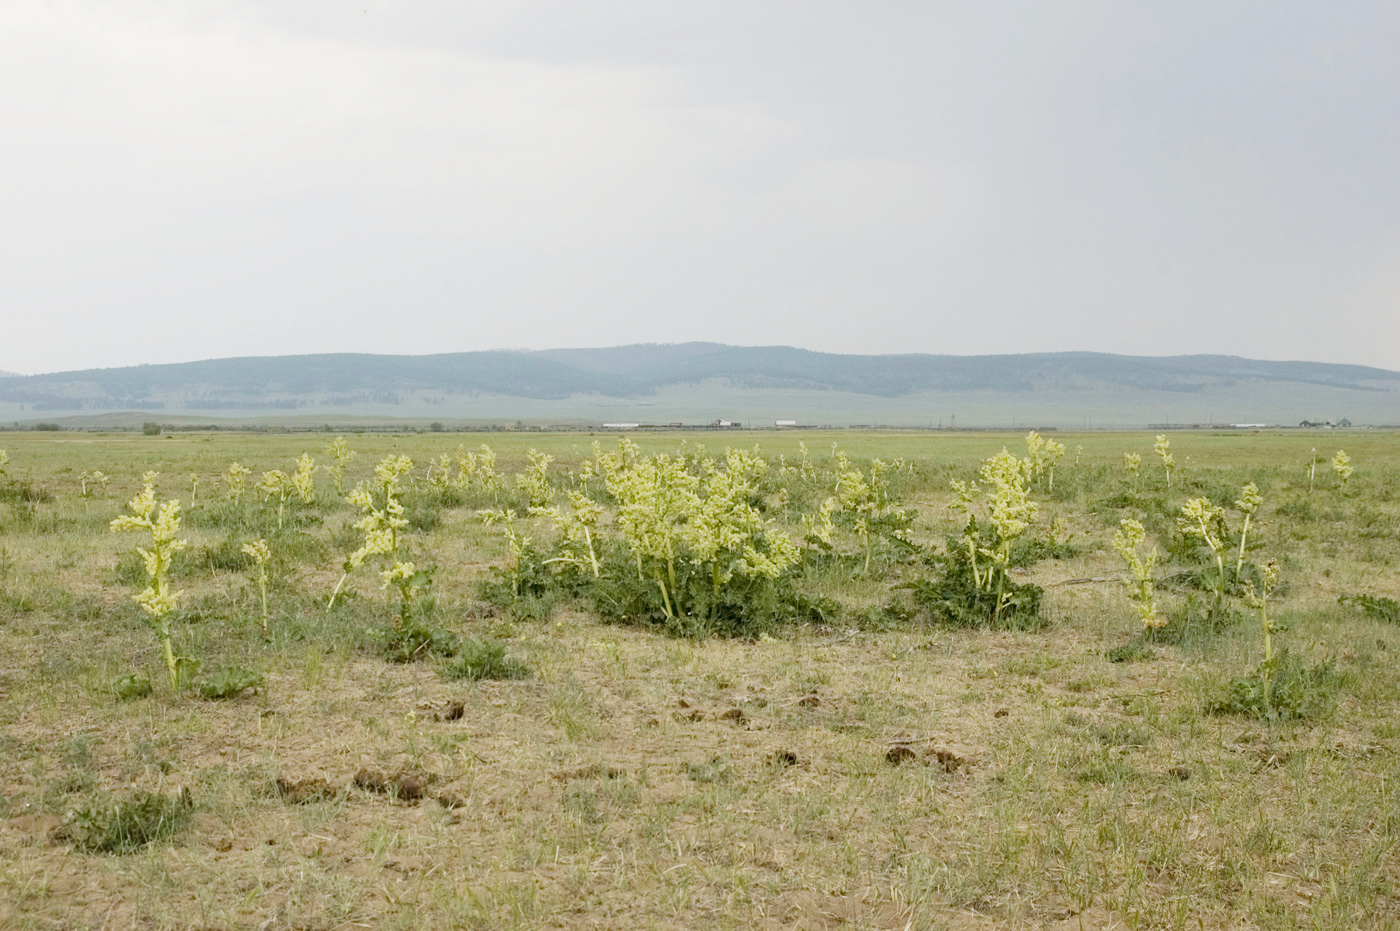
2,429,1399,930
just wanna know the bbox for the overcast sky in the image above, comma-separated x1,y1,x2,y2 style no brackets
3,0,1399,375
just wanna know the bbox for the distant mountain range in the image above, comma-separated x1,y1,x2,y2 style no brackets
2,344,1397,428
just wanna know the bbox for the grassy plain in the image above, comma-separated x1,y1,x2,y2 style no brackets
1,429,1398,930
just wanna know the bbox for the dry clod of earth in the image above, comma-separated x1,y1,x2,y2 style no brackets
274,776,340,805
885,742,973,773
352,768,429,801
769,749,799,767
432,700,467,721
885,745,918,765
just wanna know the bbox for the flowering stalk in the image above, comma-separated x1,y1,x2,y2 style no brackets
329,455,413,609
1243,559,1280,709
1123,452,1142,496
258,470,292,530
1332,450,1353,489
1235,482,1262,576
1112,519,1161,629
1154,435,1174,490
241,538,271,637
324,437,356,496
979,450,1038,624
225,462,251,507
110,472,189,688
1179,497,1227,602
479,507,533,596
291,454,317,504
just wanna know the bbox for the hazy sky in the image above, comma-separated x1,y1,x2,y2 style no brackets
3,1,1399,375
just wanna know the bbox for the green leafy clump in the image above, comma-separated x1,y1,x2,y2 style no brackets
439,638,530,681
478,508,567,620
1210,650,1341,722
195,666,264,700
63,788,193,854
375,604,461,663
594,444,801,636
906,544,1044,630
908,448,1045,630
1103,639,1154,664
110,674,153,701
1339,593,1400,624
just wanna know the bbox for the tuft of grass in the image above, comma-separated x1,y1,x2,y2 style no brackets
439,638,529,681
62,788,193,854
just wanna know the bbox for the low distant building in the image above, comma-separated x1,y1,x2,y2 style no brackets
603,423,640,430
1299,420,1335,428
776,419,797,428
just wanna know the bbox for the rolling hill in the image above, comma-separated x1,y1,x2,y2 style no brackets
1,344,1397,428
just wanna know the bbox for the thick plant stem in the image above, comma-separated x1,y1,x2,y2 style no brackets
327,571,349,611
161,632,178,689
584,528,600,578
653,568,675,620
1236,515,1252,577
711,561,722,627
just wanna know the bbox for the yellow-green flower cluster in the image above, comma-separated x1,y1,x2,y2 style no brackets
531,490,603,577
1332,449,1353,487
1235,482,1263,574
324,436,356,495
1123,452,1142,489
225,462,252,505
1112,518,1161,629
516,449,555,508
328,455,414,609
1153,435,1174,488
241,538,271,565
449,444,503,497
110,472,187,686
1023,432,1065,490
603,444,797,621
241,538,272,635
291,454,317,504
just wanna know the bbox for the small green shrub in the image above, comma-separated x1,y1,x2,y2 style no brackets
906,544,1043,630
110,674,153,700
1148,593,1243,645
195,666,264,700
1210,650,1341,722
374,603,460,663
439,638,529,681
1339,593,1400,624
1104,639,1154,664
63,788,192,853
